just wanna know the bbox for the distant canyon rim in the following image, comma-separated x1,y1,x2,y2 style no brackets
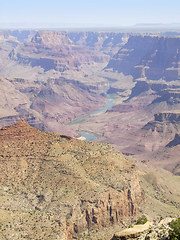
1,28,180,179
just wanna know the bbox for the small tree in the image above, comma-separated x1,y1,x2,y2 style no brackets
169,218,180,240
136,215,147,225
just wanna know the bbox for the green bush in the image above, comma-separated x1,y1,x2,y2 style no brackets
169,218,180,240
128,224,134,228
136,215,147,225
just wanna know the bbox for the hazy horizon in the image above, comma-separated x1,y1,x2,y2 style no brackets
1,0,180,30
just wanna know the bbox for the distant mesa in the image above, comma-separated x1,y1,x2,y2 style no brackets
31,30,74,46
142,111,180,133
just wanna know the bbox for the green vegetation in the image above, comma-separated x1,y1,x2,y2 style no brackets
169,218,180,240
128,224,134,228
136,215,147,225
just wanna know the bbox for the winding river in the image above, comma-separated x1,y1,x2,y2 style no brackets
67,87,115,141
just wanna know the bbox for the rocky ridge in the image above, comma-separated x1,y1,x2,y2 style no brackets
67,31,129,56
141,110,180,150
106,35,180,81
0,120,144,239
8,30,110,73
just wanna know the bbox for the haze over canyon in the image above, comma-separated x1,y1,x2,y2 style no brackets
1,28,180,239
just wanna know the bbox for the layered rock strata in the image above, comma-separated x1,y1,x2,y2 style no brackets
67,31,129,56
8,30,110,72
106,35,180,81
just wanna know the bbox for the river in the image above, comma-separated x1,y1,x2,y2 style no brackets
67,87,115,141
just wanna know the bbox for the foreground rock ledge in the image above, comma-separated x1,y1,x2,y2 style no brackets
0,120,145,239
112,222,152,239
112,218,174,240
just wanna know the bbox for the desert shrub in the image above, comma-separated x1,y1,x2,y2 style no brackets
136,215,147,225
169,218,180,240
128,224,134,228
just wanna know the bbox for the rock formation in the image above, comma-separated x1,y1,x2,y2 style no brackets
67,31,129,56
0,120,145,239
112,218,173,240
1,30,115,134
106,35,180,81
8,30,110,72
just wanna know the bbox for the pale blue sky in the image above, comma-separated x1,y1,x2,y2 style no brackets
0,0,180,27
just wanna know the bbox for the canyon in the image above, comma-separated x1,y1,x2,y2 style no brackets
1,29,180,239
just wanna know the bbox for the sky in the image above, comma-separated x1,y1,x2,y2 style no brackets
0,0,180,28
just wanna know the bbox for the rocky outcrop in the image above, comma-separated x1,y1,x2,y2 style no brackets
129,80,180,104
106,35,159,75
155,112,180,122
106,35,180,81
8,31,80,72
112,218,173,240
8,30,110,72
112,222,152,240
127,110,180,155
31,31,73,46
0,120,145,239
67,31,129,56
166,133,180,147
151,89,180,106
142,111,180,133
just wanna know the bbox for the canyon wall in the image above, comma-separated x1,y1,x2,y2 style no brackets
8,31,110,73
106,35,180,81
67,31,129,56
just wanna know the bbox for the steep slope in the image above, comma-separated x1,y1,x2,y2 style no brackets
0,120,144,239
106,35,180,81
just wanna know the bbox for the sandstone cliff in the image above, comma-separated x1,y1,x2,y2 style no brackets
106,35,180,81
9,31,79,72
128,80,180,115
67,31,129,56
8,30,110,73
142,110,180,146
0,120,144,239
